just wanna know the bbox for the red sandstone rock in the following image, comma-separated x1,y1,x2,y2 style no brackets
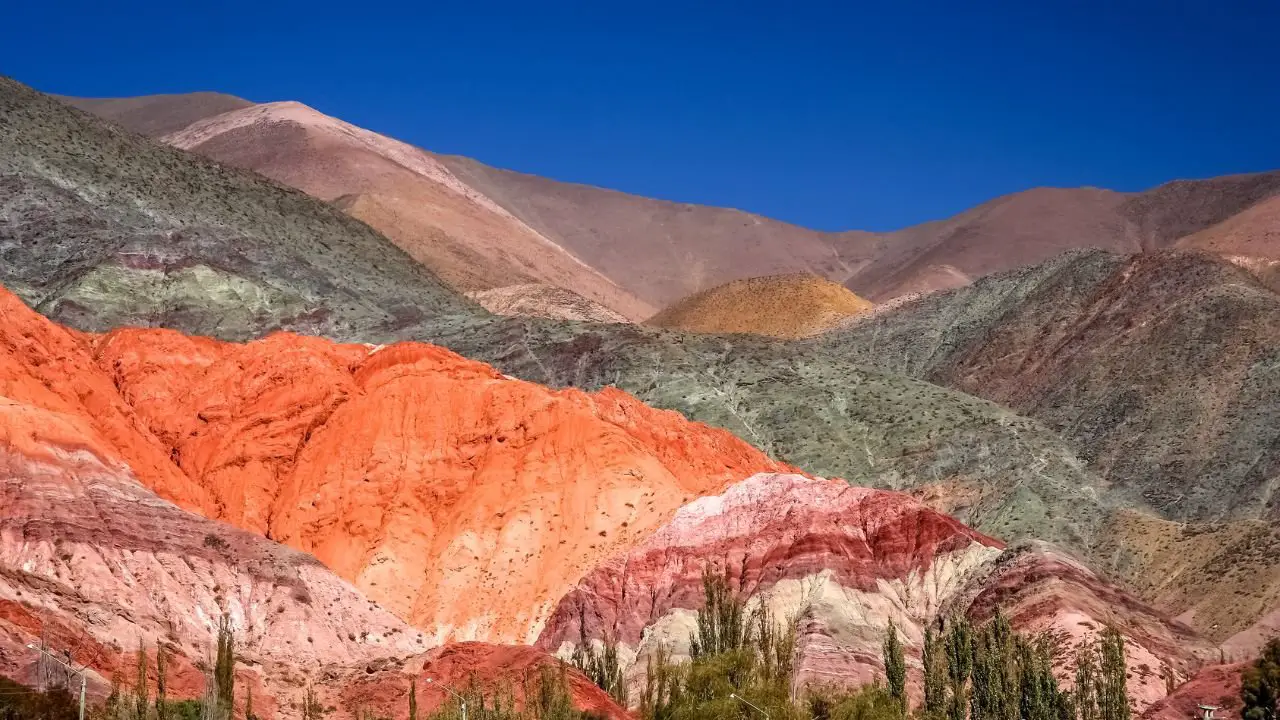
338,643,630,720
539,474,1210,710
0,399,430,716
955,543,1214,710
1141,663,1245,720
538,473,1003,696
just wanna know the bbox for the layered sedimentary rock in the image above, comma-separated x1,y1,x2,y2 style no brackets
0,282,789,645
954,543,1212,708
539,473,1209,710
538,473,1001,692
0,397,431,714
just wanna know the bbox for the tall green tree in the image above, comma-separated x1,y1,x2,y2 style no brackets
1097,628,1130,720
156,644,168,720
134,640,149,720
214,615,235,720
690,568,747,658
970,610,1017,720
944,617,973,720
1242,638,1280,720
1074,639,1099,720
883,620,907,716
244,687,255,720
923,627,948,720
409,679,418,720
570,606,628,707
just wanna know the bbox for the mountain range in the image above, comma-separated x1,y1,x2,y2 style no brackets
0,74,1277,720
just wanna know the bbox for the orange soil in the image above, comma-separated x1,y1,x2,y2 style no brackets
0,286,789,644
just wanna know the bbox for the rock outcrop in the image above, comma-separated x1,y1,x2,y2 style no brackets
539,473,1209,710
0,280,790,646
0,397,432,714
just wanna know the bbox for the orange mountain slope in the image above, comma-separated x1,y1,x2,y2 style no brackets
0,285,790,645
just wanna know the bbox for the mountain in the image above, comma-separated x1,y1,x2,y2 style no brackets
0,279,1209,711
159,101,652,320
62,89,1280,312
538,473,1210,710
646,273,874,338
436,154,881,307
9,78,1101,562
59,91,253,137
92,323,790,644
0,76,480,342
824,249,1280,642
1180,194,1280,259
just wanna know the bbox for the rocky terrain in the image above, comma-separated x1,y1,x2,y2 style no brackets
646,273,873,338
1,74,1277,716
468,284,631,323
0,77,480,342
538,473,1208,711
159,102,651,320
62,90,1280,309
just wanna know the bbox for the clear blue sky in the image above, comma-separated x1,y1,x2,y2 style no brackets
4,1,1278,231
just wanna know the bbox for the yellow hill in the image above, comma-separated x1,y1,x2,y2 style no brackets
646,273,874,339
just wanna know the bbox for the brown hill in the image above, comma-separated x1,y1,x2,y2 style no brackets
59,91,253,137
159,101,653,320
64,91,1280,309
468,283,630,323
848,187,1134,299
647,273,874,338
436,154,883,306
827,249,1280,642
1179,193,1280,258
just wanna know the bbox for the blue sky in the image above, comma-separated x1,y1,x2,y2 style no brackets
3,1,1278,231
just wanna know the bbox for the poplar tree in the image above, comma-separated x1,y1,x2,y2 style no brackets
214,615,235,720
1075,639,1099,720
1242,638,1280,720
883,620,907,715
134,640,149,720
409,678,418,720
945,617,973,720
1098,628,1130,720
923,627,948,720
156,644,168,720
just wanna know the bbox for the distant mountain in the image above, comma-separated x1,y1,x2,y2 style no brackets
63,90,1280,310
159,101,653,320
825,248,1280,646
1,76,479,341
647,273,873,338
59,91,253,136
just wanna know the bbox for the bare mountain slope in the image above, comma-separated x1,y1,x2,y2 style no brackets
467,283,630,323
66,90,1280,309
0,76,480,341
435,154,884,306
848,187,1135,300
161,102,653,319
59,91,253,137
1179,193,1280,259
647,273,874,338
